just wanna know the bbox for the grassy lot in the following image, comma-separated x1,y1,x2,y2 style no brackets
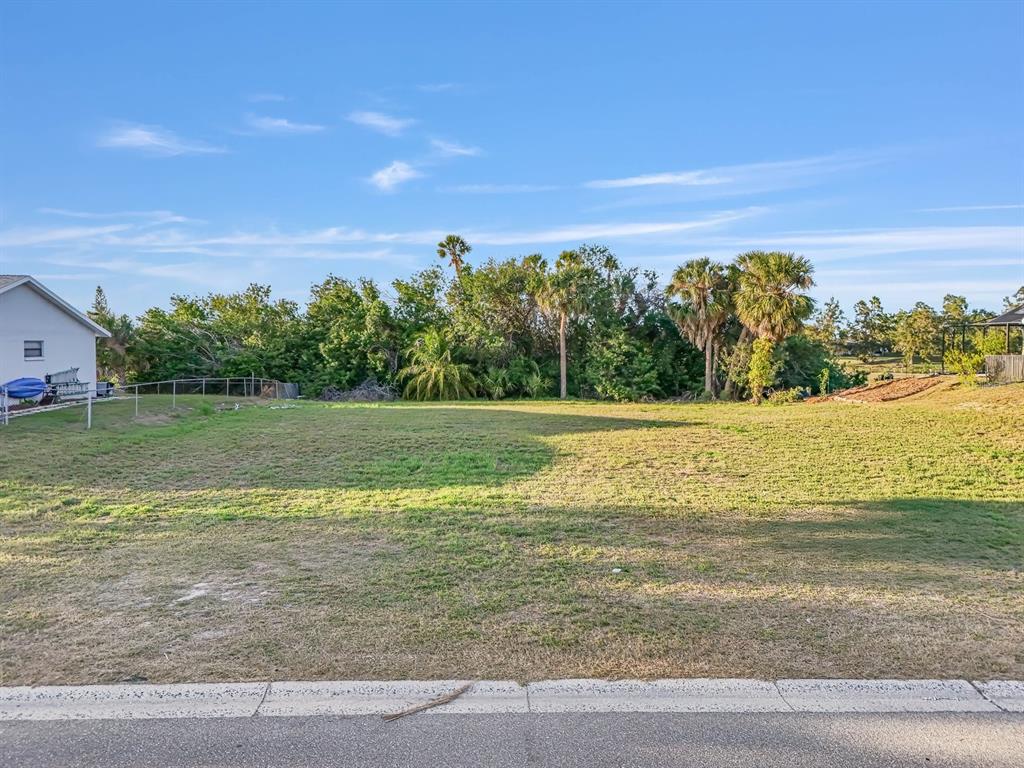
1,385,1022,685
836,354,943,379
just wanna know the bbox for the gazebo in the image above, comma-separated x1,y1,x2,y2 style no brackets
978,303,1024,382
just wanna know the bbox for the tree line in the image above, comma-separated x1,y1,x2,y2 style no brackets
87,237,1024,401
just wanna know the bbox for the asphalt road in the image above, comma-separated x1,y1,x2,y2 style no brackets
2,712,1022,767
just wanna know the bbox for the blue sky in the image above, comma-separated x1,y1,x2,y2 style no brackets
1,1,1022,317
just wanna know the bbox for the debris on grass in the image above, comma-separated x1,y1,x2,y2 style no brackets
381,681,475,722
321,378,398,403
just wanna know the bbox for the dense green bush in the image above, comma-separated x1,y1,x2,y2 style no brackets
943,348,984,387
767,387,805,405
95,239,1011,403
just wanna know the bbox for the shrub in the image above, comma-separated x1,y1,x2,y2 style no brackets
818,367,830,396
778,335,850,392
748,338,780,404
944,348,984,387
767,387,805,405
584,327,661,401
843,368,869,388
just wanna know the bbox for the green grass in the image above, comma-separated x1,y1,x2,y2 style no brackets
837,354,943,378
1,386,1022,685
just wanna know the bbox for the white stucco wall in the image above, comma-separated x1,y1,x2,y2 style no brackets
0,283,98,386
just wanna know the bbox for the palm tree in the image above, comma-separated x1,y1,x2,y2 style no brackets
88,286,135,384
536,251,593,399
667,258,733,397
733,251,815,402
436,234,472,279
733,251,815,342
399,327,477,400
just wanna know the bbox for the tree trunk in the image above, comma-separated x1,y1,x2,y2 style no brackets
710,344,719,397
722,326,753,400
559,312,568,399
703,339,714,397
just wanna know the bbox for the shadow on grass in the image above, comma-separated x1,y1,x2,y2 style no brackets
0,404,691,493
740,498,1024,568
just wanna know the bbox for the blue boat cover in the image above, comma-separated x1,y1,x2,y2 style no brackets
2,377,47,399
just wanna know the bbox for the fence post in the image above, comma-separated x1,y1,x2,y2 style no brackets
202,378,206,397
2,387,7,426
172,379,176,409
87,390,93,430
135,384,139,418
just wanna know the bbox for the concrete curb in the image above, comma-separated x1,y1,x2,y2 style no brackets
527,679,787,712
0,679,1017,720
0,683,268,720
259,681,529,717
973,680,1024,712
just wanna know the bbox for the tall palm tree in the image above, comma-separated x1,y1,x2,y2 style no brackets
89,286,135,384
537,251,593,399
733,251,814,402
436,234,472,279
734,251,815,342
399,328,477,400
667,257,733,396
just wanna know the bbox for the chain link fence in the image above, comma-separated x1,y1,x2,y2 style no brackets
1,377,299,431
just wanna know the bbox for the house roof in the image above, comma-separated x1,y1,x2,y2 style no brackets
984,303,1024,326
0,275,111,337
0,275,27,291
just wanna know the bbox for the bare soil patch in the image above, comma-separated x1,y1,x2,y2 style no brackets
829,376,947,403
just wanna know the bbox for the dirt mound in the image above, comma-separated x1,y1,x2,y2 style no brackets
828,376,946,403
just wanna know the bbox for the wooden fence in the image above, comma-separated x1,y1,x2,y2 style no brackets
985,355,1024,383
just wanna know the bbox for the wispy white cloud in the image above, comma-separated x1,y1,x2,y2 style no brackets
368,161,422,192
7,208,755,254
243,114,326,135
918,203,1024,213
247,92,287,103
417,82,461,93
440,183,561,194
587,170,729,189
464,210,756,246
347,110,416,137
0,224,133,247
430,138,482,157
97,122,226,156
818,257,1024,276
730,226,1024,260
618,226,1024,268
38,208,193,224
24,272,111,282
658,225,1024,263
821,278,1017,297
98,259,247,288
585,151,884,195
13,215,1018,276
101,226,443,248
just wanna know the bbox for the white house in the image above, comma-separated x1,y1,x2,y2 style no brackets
0,275,110,391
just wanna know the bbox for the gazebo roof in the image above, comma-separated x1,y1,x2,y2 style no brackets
984,303,1024,326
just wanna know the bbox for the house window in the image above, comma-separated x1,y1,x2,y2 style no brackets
24,340,44,360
